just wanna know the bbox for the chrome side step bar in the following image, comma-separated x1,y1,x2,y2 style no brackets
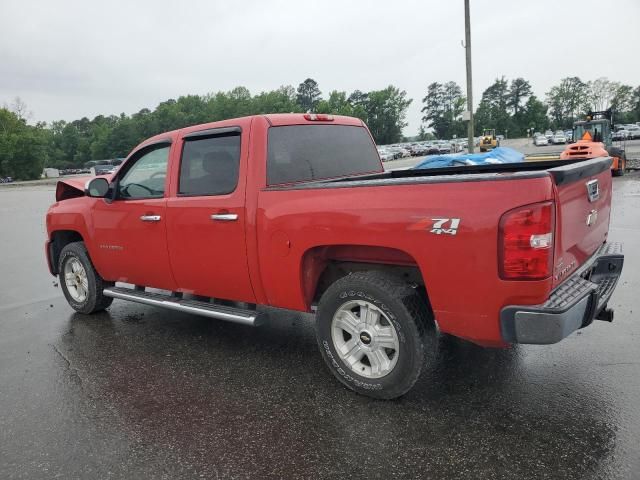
103,286,263,326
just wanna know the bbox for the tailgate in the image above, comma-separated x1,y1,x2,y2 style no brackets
549,158,612,288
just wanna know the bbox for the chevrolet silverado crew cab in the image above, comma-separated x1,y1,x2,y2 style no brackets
46,113,624,399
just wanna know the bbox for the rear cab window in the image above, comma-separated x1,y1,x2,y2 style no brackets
267,125,382,186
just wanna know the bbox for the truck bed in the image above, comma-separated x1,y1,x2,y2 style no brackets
258,156,613,345
265,157,611,190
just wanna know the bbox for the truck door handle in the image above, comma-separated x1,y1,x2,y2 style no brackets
140,215,162,222
211,213,238,222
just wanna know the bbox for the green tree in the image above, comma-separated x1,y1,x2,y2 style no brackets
632,86,640,122
546,77,588,128
586,77,620,112
610,84,634,113
417,125,429,141
253,86,300,113
317,90,359,117
0,107,48,180
296,78,321,112
607,84,635,124
346,90,369,121
507,78,532,117
365,86,412,145
421,81,465,139
521,95,549,134
474,77,510,135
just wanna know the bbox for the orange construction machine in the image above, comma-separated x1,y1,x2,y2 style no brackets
561,109,626,176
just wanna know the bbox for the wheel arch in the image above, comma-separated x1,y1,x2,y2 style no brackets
48,230,85,275
300,244,432,312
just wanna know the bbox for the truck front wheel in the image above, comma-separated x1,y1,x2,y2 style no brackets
315,271,436,399
58,241,113,314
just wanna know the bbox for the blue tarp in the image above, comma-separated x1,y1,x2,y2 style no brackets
413,147,525,169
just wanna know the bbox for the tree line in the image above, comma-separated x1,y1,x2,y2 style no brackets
422,76,640,140
0,79,410,179
1,76,639,180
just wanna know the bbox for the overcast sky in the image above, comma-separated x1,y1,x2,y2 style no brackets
1,0,639,135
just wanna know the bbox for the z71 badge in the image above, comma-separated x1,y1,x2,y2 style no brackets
430,218,461,235
409,217,461,235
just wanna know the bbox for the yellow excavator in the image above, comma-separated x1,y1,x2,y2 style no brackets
479,129,499,152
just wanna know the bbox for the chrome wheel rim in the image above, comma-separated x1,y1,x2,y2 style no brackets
64,257,88,303
331,300,400,379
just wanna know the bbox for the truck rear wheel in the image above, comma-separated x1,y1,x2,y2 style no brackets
58,241,113,314
315,271,436,399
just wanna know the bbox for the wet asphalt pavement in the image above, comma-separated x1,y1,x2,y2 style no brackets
1,176,639,479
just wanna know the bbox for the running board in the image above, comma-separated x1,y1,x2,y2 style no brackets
103,287,263,326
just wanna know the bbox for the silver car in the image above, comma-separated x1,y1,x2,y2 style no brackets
626,125,640,139
534,135,549,146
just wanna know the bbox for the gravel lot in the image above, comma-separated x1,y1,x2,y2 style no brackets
1,174,639,479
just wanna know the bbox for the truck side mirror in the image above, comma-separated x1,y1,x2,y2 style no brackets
85,177,110,198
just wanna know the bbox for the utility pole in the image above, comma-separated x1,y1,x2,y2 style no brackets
464,0,475,153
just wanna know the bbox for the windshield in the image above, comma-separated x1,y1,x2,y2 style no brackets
574,122,609,143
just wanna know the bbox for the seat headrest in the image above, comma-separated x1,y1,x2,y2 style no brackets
202,151,235,174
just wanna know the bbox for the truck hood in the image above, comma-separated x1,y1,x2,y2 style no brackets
55,176,92,201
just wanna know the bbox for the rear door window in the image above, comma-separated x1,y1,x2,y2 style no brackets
179,133,241,196
267,125,381,185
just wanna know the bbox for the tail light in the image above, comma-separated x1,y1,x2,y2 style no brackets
499,201,555,280
304,113,334,121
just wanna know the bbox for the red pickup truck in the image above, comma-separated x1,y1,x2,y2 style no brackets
46,113,624,399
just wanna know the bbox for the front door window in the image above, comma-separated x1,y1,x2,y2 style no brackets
118,145,170,199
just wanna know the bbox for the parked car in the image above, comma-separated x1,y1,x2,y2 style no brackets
612,130,628,141
534,135,549,146
545,130,554,142
377,148,395,162
626,125,640,139
94,165,115,175
409,144,428,156
426,144,440,155
564,130,573,142
46,112,623,400
551,134,567,145
398,148,411,158
437,143,451,154
0,176,14,183
386,147,403,160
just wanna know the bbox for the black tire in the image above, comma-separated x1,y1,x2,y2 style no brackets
58,241,113,314
315,271,436,400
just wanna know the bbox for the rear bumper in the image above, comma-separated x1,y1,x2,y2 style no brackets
500,242,624,344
